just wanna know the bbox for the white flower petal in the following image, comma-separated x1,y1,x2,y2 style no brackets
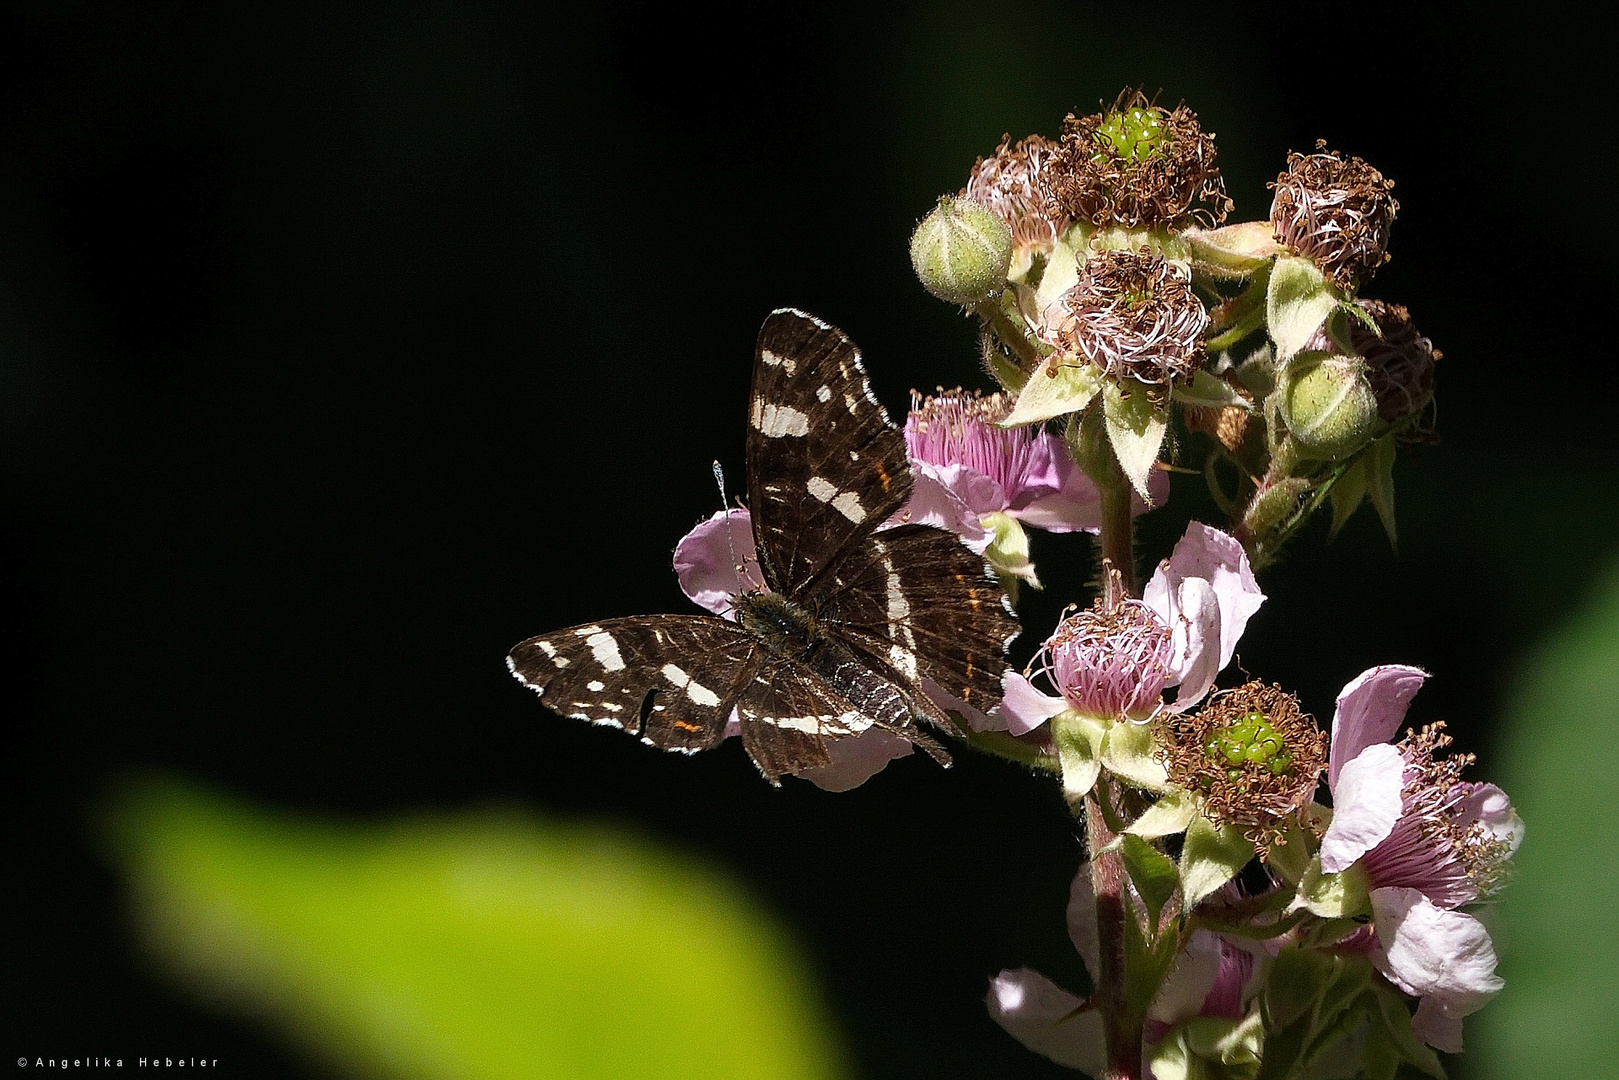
1370,886,1504,1033
986,968,1107,1076
1150,929,1224,1024
672,510,764,617
1066,863,1100,982
996,671,1067,736
1320,743,1406,873
789,729,912,792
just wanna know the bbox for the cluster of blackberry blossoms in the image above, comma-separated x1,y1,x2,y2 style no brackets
901,90,1520,1079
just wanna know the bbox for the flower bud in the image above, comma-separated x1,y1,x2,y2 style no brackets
1278,352,1379,459
910,196,1013,306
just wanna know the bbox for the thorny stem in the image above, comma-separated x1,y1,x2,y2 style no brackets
1087,785,1144,1080
1098,478,1137,599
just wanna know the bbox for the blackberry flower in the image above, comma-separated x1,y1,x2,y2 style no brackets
1318,666,1523,1052
1041,250,1209,387
1270,142,1398,291
1042,89,1231,232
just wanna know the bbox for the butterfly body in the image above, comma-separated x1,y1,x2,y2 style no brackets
508,310,1019,783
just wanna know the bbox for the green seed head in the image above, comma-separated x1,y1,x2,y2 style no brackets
1095,105,1167,162
1204,710,1294,777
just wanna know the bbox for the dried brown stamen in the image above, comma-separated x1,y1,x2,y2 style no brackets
965,134,1071,254
1041,249,1209,387
1270,141,1398,291
1158,681,1327,853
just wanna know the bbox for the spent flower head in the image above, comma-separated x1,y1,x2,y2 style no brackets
1041,249,1209,387
1350,300,1440,438
1043,89,1231,232
965,134,1070,261
1270,142,1398,291
1159,680,1327,850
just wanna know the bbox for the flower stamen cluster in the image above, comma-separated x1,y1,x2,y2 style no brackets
907,388,1032,491
1042,250,1208,386
1159,681,1326,850
965,134,1070,255
1031,598,1174,720
1043,89,1231,232
1368,723,1516,906
1270,141,1398,291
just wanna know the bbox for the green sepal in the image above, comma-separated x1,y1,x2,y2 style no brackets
1174,369,1252,410
1265,822,1313,886
1289,856,1371,919
1118,834,1180,931
1327,454,1369,540
1127,788,1199,839
1101,717,1170,791
1265,255,1339,362
980,511,1039,589
1034,224,1090,309
1051,710,1108,801
1182,220,1282,279
1362,982,1447,1079
1180,814,1255,909
1101,381,1169,500
1150,1011,1264,1080
1365,433,1398,550
1002,354,1102,426
1123,892,1182,1023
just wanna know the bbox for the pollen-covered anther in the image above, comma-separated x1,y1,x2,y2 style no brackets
1159,681,1327,851
1041,249,1209,387
1270,141,1398,291
1372,723,1516,905
965,134,1071,255
1348,300,1440,440
1041,88,1232,232
1031,598,1174,721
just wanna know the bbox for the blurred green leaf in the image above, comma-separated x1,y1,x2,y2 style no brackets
104,780,847,1080
1471,556,1619,1077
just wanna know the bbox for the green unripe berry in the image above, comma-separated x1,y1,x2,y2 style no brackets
910,196,1013,306
1095,105,1167,162
1204,709,1294,777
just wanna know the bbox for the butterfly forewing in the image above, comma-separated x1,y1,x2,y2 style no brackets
508,616,761,753
747,310,914,596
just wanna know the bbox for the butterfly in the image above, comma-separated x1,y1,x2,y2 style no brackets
507,309,1019,783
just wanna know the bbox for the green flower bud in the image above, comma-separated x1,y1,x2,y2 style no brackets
1278,351,1378,459
910,196,1012,306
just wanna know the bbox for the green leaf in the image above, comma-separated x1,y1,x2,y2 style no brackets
1051,711,1108,800
980,511,1039,588
1364,983,1446,1078
1471,557,1619,1078
1364,433,1398,550
1002,354,1101,426
1122,893,1181,1022
1289,856,1370,919
1101,382,1169,500
1173,368,1252,410
1179,815,1255,909
1327,454,1369,540
1126,788,1198,839
1034,224,1088,309
1118,834,1180,931
1265,255,1338,361
1263,947,1338,1030
104,781,847,1080
1264,821,1312,886
1100,717,1170,791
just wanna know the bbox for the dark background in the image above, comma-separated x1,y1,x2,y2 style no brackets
3,3,1614,1076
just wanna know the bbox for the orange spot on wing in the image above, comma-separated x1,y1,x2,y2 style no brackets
672,720,703,733
876,463,892,491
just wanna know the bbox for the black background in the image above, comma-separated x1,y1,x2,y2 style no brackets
3,3,1614,1077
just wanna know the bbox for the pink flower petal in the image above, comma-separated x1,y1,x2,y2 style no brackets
922,678,998,732
1412,997,1466,1054
1320,743,1407,873
895,463,993,551
672,510,764,617
1456,783,1524,856
1329,665,1428,786
790,728,914,791
1161,577,1222,710
996,671,1067,736
1066,862,1100,982
1146,522,1264,670
986,968,1107,1075
1150,929,1224,1024
1369,886,1503,1047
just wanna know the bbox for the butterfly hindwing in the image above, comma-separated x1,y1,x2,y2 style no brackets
747,309,914,597
815,524,1018,716
508,616,761,753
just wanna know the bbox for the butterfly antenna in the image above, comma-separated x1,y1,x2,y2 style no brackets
712,460,747,602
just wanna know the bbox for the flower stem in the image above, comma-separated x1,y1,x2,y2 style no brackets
1087,785,1145,1080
